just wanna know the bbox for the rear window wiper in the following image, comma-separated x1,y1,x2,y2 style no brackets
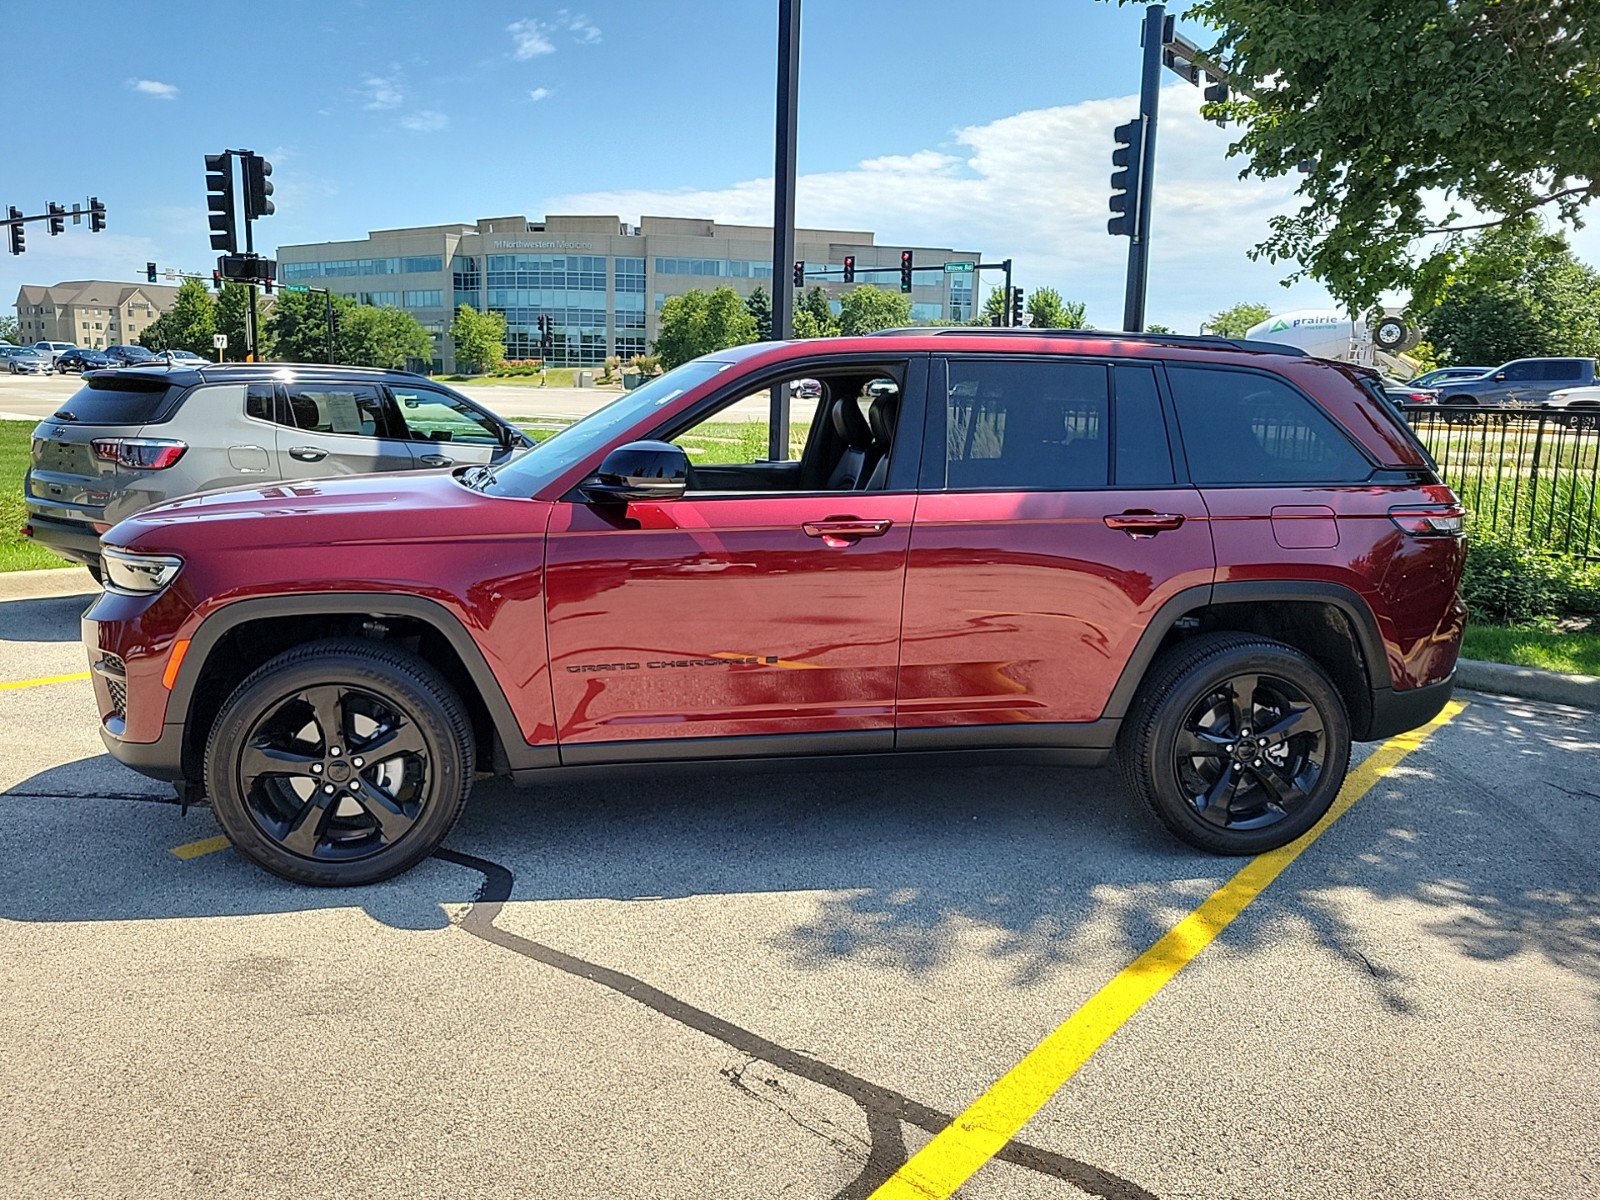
52,411,77,421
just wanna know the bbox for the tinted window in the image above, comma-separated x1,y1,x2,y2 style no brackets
1543,360,1584,381
283,384,396,438
390,385,502,445
1168,366,1371,485
944,360,1109,490
53,378,175,425
1500,361,1535,381
243,382,283,424
1112,365,1174,486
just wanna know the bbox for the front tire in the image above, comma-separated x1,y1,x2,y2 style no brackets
204,639,474,886
1118,634,1351,856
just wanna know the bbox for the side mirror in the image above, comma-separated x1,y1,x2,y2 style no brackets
1494,372,1507,381
582,440,689,504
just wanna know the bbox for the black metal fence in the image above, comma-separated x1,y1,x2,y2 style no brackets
1401,404,1600,561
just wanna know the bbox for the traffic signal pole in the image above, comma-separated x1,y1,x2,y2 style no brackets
1121,3,1165,333
768,0,801,461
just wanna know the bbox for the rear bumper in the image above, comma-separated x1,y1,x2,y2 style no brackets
23,513,102,566
1362,675,1455,742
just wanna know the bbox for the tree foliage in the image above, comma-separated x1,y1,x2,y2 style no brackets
977,287,1008,326
744,286,773,341
450,305,506,374
215,283,266,361
792,286,839,338
653,286,758,367
266,290,346,363
341,306,435,369
1422,221,1600,365
0,314,20,344
1026,287,1088,329
137,279,216,355
836,286,912,336
1182,0,1600,311
1206,301,1273,338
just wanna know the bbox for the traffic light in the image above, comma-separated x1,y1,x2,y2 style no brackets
329,306,341,341
205,152,236,252
540,315,555,356
6,207,22,256
1203,77,1229,127
212,269,222,290
89,197,106,233
899,250,914,293
243,154,275,219
47,202,65,236
842,255,855,284
1108,119,1144,238
146,262,158,283
793,260,805,287
1009,287,1025,327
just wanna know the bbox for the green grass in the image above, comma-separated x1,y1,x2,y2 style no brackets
437,368,621,389
1462,623,1600,676
0,420,71,572
510,418,811,465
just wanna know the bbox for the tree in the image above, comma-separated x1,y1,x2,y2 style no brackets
450,305,506,374
1206,302,1273,339
138,279,216,355
267,290,352,364
1422,221,1600,365
1027,288,1088,329
653,286,759,368
0,314,18,344
1183,0,1599,311
836,286,912,336
1145,323,1175,334
341,306,436,369
794,286,838,338
215,283,268,361
744,286,773,341
977,287,1008,326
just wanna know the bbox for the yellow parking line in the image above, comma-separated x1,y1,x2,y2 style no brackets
0,671,91,691
871,699,1468,1200
171,835,230,860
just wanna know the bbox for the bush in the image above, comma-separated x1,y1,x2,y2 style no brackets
1462,524,1600,624
628,353,662,377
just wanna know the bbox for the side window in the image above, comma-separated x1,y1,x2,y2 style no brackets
1500,361,1534,381
1167,366,1371,485
389,385,503,445
1545,360,1584,381
1112,365,1174,487
283,384,396,438
243,382,283,425
944,360,1108,490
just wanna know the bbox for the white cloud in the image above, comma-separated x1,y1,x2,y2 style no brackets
528,87,553,102
507,11,600,59
545,83,1345,331
360,75,403,110
129,79,178,100
400,110,448,133
507,18,556,58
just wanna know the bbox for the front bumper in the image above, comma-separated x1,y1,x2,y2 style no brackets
82,587,193,783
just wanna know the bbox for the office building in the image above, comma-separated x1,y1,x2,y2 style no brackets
12,281,181,349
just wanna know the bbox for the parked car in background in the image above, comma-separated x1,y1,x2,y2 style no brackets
3,346,54,375
1380,377,1439,406
103,344,160,368
81,330,1466,886
31,340,79,364
1407,366,1489,389
1434,357,1599,406
55,348,116,374
158,349,209,365
24,363,533,582
1546,384,1600,430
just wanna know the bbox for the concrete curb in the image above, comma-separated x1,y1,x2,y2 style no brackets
1455,658,1600,711
0,566,96,601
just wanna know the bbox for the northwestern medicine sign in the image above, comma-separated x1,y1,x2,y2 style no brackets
490,238,597,250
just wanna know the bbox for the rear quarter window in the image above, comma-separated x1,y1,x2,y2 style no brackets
1167,365,1373,485
52,377,177,426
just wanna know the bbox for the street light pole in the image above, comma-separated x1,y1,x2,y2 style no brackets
1121,3,1165,333
768,0,801,461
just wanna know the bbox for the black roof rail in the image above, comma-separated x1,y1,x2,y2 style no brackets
862,327,1308,357
189,362,429,380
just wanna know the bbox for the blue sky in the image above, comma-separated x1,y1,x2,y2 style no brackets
6,0,1593,332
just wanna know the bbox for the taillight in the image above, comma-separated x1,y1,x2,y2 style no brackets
90,438,187,470
1389,504,1466,537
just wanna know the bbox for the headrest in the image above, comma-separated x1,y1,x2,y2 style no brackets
868,394,898,445
831,396,873,449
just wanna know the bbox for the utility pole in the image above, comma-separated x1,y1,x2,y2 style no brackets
768,0,801,461
1002,258,1014,327
1121,3,1166,332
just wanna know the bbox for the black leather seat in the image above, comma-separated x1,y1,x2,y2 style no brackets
861,394,898,489
825,397,875,490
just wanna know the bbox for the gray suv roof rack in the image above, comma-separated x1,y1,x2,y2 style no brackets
862,327,1308,357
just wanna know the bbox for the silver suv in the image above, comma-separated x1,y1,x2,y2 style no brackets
24,364,532,581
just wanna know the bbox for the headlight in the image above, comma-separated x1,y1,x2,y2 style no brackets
102,546,184,594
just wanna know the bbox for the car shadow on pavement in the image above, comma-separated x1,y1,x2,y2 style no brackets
0,591,97,643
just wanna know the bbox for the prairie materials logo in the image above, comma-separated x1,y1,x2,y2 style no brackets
1269,315,1342,332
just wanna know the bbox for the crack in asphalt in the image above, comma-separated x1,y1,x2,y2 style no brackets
435,848,1159,1200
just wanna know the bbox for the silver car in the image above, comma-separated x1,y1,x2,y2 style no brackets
24,363,533,580
4,346,53,375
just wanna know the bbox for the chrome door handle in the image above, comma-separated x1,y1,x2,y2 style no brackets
419,453,454,468
1104,510,1185,537
802,517,893,547
289,446,327,463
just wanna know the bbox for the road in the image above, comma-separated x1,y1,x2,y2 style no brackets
2,580,1597,1198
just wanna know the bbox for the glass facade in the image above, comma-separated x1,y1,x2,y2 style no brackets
654,257,773,279
282,256,441,281
451,255,480,312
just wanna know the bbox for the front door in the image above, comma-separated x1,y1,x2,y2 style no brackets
543,358,923,756
275,380,416,479
897,356,1216,736
385,382,511,469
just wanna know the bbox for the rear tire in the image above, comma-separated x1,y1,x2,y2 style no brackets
1117,633,1351,856
204,638,474,886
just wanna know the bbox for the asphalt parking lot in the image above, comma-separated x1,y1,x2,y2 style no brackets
2,578,1598,1199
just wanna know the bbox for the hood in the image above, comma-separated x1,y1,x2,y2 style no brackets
105,470,544,555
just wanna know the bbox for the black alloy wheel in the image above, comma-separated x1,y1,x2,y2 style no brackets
1172,672,1325,832
205,639,473,886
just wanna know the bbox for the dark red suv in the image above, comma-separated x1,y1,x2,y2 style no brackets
83,331,1466,885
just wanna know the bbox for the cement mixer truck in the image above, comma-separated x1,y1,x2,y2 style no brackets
1243,309,1421,375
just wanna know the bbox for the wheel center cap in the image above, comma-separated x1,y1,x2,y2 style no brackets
326,760,352,783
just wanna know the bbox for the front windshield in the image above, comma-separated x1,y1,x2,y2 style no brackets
477,359,732,497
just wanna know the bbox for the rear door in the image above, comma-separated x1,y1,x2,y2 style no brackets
275,379,415,479
897,356,1216,737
